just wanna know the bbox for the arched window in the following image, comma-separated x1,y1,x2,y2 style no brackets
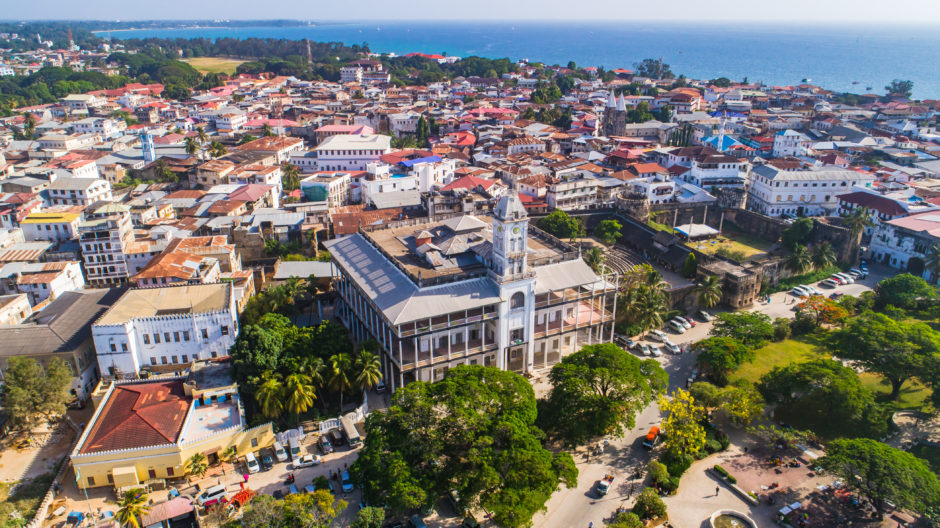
510,292,525,309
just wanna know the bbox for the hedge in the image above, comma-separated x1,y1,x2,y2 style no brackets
713,464,737,484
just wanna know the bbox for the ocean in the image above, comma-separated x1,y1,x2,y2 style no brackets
96,21,940,98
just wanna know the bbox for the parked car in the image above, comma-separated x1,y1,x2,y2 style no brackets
697,310,714,322
859,261,869,273
260,452,274,471
273,441,288,462
293,454,322,469
197,485,230,507
625,338,636,350
341,471,355,493
650,329,668,342
828,275,845,285
664,341,681,355
834,273,854,284
672,317,692,330
318,435,334,455
791,286,810,297
667,320,686,334
801,285,821,295
329,429,345,447
638,343,651,356
819,279,838,288
649,345,663,357
829,292,844,300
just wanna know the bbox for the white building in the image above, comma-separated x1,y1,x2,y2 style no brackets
92,283,239,376
340,66,363,84
0,64,14,77
300,172,352,208
73,117,125,138
46,178,112,207
79,203,135,287
389,112,421,137
313,134,392,172
324,194,618,389
869,211,940,283
21,210,83,243
546,177,598,210
0,261,85,306
747,162,874,217
772,129,813,158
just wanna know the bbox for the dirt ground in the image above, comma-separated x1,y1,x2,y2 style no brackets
0,422,75,483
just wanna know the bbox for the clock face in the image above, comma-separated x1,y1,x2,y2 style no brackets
512,226,520,234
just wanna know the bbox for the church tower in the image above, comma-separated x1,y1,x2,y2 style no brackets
602,89,627,137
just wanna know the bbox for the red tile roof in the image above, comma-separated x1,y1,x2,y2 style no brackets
838,191,907,216
441,174,497,192
80,381,191,454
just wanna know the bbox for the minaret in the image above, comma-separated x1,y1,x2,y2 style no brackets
606,89,617,108
616,94,626,112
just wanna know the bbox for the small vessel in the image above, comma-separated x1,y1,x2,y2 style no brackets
852,81,859,84
801,78,812,82
866,86,873,91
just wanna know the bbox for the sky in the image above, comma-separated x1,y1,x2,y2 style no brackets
6,0,940,23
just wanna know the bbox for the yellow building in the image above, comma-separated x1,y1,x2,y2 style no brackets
71,361,273,490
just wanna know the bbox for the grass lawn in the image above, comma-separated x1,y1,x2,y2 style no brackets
730,335,827,384
0,473,54,523
910,444,940,476
690,235,769,259
183,57,245,74
859,373,933,412
647,220,672,233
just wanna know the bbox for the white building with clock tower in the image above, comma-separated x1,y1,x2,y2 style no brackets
324,193,619,390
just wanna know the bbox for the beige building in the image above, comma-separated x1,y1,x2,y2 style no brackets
72,362,274,491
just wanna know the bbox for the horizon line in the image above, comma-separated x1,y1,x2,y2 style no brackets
6,18,940,25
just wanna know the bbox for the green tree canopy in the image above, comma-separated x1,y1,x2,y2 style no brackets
885,79,914,98
875,273,937,310
820,438,940,516
829,310,940,399
758,359,887,438
709,312,774,349
681,252,697,278
352,365,577,528
230,326,283,386
0,357,72,431
781,217,814,250
694,337,755,386
537,209,585,240
632,487,668,519
539,343,668,445
594,219,623,245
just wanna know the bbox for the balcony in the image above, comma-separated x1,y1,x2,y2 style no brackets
397,337,498,370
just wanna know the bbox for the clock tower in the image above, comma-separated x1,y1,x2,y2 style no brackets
491,193,536,373
492,192,529,279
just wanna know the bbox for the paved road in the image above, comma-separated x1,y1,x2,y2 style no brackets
532,269,883,528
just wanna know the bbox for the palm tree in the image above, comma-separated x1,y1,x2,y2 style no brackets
281,163,301,191
329,353,353,412
115,488,150,528
842,206,873,239
284,373,316,424
583,247,605,274
262,123,275,137
184,137,200,158
632,288,668,335
195,126,208,145
255,372,284,419
810,242,836,270
208,141,227,159
786,244,812,274
694,275,722,308
925,242,940,284
219,446,237,464
186,452,209,480
354,350,383,392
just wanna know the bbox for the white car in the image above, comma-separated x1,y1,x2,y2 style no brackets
790,286,810,297
801,285,821,295
649,345,663,357
292,454,322,469
667,320,686,334
638,343,652,356
834,273,854,284
672,317,692,330
650,329,668,342
664,341,681,354
819,279,838,288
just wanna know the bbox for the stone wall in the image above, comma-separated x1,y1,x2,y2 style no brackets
811,218,860,265
722,209,787,245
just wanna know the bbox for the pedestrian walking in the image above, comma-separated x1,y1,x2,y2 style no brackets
716,486,720,495
744,447,748,453
589,522,594,528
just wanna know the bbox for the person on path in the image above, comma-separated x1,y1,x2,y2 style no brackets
716,486,720,495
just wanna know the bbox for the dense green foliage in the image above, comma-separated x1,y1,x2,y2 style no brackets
820,438,940,515
539,343,668,445
352,365,577,528
238,491,347,528
758,359,888,438
781,217,814,250
709,312,774,349
0,357,72,431
694,337,755,386
594,219,623,245
875,273,937,310
537,209,586,240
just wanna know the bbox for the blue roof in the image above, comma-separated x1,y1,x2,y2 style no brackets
709,111,746,118
702,135,742,151
399,155,442,167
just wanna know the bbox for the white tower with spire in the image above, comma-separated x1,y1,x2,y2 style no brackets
491,193,536,373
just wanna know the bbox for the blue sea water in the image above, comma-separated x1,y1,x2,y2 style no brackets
97,21,940,98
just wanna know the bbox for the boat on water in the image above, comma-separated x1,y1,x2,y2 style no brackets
801,78,812,82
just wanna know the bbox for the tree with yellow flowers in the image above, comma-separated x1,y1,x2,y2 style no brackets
658,389,706,459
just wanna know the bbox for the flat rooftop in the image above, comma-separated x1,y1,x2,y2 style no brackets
96,283,231,325
365,215,562,280
179,396,241,443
